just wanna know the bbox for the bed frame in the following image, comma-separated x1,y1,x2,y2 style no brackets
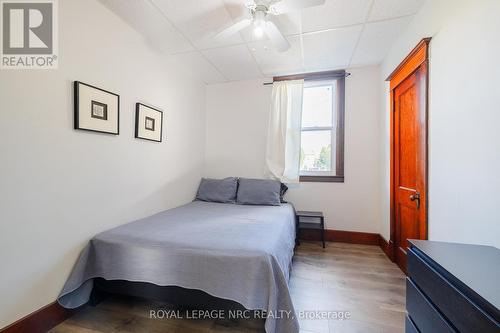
90,278,248,313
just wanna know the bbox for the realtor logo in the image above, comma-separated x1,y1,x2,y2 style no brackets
1,0,58,69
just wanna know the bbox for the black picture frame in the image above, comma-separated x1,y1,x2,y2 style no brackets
135,103,163,143
74,81,120,135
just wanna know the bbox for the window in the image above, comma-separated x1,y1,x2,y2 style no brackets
272,71,346,182
300,73,345,182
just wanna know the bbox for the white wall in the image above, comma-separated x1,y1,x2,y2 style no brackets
205,66,382,233
0,0,206,328
379,0,500,247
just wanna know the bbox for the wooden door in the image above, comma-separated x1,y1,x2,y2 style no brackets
388,39,430,273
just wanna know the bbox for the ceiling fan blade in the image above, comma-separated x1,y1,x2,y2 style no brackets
214,18,253,40
271,0,326,14
265,21,290,52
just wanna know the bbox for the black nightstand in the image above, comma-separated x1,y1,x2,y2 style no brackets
296,211,325,248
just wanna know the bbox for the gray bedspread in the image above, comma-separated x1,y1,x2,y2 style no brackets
58,201,299,333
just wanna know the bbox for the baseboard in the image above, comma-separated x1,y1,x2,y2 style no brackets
0,301,75,333
299,229,395,262
378,235,394,261
299,229,379,245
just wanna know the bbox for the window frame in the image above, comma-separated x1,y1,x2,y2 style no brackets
273,70,345,183
300,79,336,178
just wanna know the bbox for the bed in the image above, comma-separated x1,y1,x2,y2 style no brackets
57,200,299,333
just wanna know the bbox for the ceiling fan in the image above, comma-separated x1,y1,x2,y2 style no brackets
214,0,326,52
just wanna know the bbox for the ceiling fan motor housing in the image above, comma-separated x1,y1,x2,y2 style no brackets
252,5,268,21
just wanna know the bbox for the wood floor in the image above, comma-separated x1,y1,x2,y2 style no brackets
50,242,406,333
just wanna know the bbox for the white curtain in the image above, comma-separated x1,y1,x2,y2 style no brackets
265,79,304,183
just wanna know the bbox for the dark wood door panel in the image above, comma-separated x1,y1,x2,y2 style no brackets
398,204,419,247
395,77,418,190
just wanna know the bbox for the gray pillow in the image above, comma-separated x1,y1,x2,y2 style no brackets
196,177,238,203
236,178,281,206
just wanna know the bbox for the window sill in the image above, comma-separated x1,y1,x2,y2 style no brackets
299,175,344,183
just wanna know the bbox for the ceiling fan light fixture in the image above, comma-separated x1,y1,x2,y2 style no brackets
254,25,264,38
253,9,266,38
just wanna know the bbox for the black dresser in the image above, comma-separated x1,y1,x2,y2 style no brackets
406,240,500,333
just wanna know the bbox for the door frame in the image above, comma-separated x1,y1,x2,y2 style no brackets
386,38,431,262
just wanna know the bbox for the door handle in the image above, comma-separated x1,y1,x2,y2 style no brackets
410,192,420,209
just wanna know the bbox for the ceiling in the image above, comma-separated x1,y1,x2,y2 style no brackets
99,0,425,84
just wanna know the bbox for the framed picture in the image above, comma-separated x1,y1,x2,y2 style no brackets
135,103,163,142
74,81,119,135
